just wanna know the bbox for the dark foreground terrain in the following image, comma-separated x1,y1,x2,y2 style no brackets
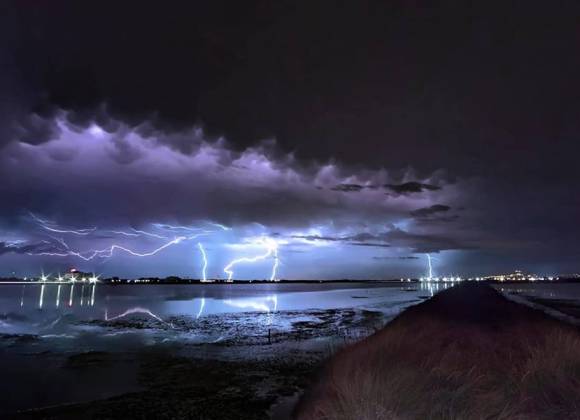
4,306,389,420
297,283,580,419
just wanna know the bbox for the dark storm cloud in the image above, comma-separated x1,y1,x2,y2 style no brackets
410,204,451,218
372,256,419,260
1,1,578,177
331,184,367,192
349,242,391,248
290,235,342,242
0,121,448,235
0,1,579,274
383,228,475,254
385,182,441,195
291,228,471,253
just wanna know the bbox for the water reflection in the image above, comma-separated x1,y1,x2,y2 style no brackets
418,281,451,297
69,284,74,307
223,295,278,313
196,297,205,319
12,282,453,317
39,284,45,309
1,282,451,342
18,283,99,310
105,307,170,325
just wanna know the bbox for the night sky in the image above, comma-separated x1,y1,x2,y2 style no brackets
0,1,579,279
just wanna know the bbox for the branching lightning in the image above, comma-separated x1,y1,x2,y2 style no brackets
108,229,167,239
131,228,168,239
153,223,203,232
223,237,279,282
29,212,96,236
30,233,208,261
22,212,286,283
108,230,140,237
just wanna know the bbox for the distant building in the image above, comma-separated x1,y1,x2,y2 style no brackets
63,268,93,282
488,270,541,281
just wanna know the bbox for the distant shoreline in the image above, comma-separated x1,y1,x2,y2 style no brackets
1,278,579,285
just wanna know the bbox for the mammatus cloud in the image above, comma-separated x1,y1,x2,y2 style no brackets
331,182,442,195
2,110,571,278
0,113,452,231
330,183,368,192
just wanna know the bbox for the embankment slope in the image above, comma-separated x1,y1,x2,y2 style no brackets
296,283,580,420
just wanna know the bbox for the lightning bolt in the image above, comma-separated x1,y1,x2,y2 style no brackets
108,230,140,237
223,237,279,282
198,243,208,282
427,254,433,279
50,236,70,249
130,228,168,239
205,222,231,231
153,223,203,232
29,233,207,261
271,245,279,282
25,216,231,273
29,212,96,236
108,229,167,239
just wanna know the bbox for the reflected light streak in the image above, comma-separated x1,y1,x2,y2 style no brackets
223,295,278,313
69,284,75,307
105,307,171,326
56,284,61,308
196,297,206,319
39,284,45,309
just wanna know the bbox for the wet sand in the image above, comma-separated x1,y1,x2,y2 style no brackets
2,304,398,419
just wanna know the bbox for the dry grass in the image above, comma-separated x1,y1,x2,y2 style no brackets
296,285,580,420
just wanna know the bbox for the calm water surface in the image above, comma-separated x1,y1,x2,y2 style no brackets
0,282,449,339
0,281,450,414
495,282,580,302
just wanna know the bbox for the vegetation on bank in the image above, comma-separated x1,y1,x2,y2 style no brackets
297,284,580,420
